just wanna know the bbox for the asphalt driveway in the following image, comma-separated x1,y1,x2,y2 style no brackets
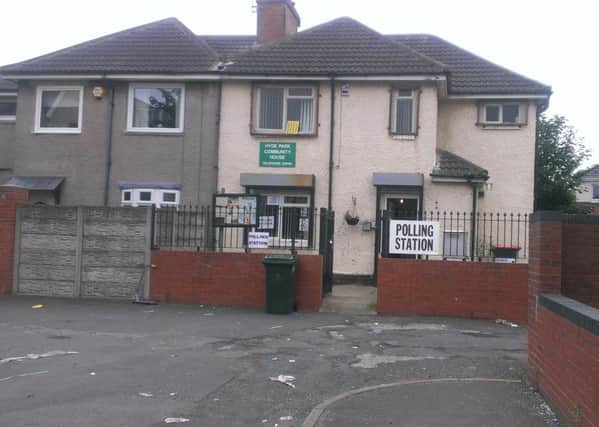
0,296,557,426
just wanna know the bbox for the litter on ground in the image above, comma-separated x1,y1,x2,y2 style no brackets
496,319,519,328
0,350,79,364
138,392,153,398
32,304,44,309
164,417,190,424
269,374,296,388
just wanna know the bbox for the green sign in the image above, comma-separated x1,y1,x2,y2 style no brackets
259,142,296,168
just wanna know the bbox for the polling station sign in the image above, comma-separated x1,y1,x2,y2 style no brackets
388,220,440,255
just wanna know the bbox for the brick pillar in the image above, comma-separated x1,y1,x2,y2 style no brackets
0,189,29,294
528,211,563,382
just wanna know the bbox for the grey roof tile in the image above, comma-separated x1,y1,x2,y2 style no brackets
0,18,219,75
223,17,446,75
432,149,489,179
0,78,16,91
200,35,257,60
389,34,551,95
580,164,599,180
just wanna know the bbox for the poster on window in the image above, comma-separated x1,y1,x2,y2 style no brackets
214,194,258,227
259,216,275,229
388,220,440,255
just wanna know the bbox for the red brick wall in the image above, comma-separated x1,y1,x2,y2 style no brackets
562,223,599,309
529,304,599,427
377,258,528,323
150,251,322,311
0,189,29,295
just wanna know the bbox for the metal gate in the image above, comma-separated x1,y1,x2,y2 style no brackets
318,208,335,295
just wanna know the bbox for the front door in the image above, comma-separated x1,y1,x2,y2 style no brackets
384,195,420,258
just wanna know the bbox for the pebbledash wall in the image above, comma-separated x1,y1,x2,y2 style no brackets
528,212,599,427
218,81,538,278
150,251,323,311
377,258,528,323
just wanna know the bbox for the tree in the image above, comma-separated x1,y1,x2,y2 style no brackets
535,114,590,212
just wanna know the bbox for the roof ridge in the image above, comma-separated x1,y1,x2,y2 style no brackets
227,16,445,73
0,17,217,74
390,33,551,94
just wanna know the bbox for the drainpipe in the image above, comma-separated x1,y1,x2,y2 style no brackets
214,81,222,198
469,179,478,261
103,84,115,206
327,77,336,212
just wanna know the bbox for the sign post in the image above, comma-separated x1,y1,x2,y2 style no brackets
388,220,440,256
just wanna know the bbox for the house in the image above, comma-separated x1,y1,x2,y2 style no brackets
0,0,551,280
576,164,599,214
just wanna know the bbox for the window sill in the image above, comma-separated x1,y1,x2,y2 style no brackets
33,129,81,135
251,132,317,139
391,134,416,141
476,123,525,130
0,116,16,122
125,130,184,136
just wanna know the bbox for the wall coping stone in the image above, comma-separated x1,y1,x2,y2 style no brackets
539,293,599,336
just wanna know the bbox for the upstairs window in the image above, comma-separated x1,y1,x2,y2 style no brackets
0,94,17,121
127,84,184,132
255,86,316,135
480,103,525,125
391,89,418,135
121,188,180,208
35,86,83,133
593,184,599,200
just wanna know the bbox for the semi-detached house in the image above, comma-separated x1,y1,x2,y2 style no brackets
0,0,551,280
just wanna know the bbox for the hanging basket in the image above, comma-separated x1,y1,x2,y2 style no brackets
344,210,360,226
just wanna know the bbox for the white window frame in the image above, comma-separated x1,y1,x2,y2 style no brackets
592,184,599,201
254,85,316,135
127,83,185,133
0,92,17,122
34,85,83,133
391,89,418,135
121,188,180,208
480,103,523,125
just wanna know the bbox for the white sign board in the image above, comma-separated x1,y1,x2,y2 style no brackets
388,220,440,255
248,232,270,249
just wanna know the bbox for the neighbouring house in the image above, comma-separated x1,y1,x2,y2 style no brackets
576,164,599,214
0,0,551,280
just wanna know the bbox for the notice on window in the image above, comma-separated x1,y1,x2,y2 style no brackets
259,142,296,167
248,232,270,249
259,216,275,229
388,220,440,255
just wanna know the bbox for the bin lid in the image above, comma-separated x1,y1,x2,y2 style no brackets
263,254,297,265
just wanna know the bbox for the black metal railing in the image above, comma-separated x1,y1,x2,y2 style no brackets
153,206,329,251
381,210,530,261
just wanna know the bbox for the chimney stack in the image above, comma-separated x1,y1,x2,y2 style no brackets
256,0,301,45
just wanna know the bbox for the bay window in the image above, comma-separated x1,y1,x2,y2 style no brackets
255,86,316,135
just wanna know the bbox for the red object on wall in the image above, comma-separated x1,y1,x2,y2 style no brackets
0,189,29,295
150,251,323,311
377,258,528,324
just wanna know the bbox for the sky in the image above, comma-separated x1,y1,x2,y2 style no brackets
1,0,597,166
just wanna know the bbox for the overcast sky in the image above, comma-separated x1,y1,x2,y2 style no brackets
1,0,597,166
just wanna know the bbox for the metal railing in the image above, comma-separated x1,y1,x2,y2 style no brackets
382,210,530,261
152,206,329,252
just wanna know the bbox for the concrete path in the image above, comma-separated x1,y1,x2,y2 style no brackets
0,296,557,427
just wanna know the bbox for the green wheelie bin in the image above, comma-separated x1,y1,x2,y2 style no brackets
263,255,296,314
